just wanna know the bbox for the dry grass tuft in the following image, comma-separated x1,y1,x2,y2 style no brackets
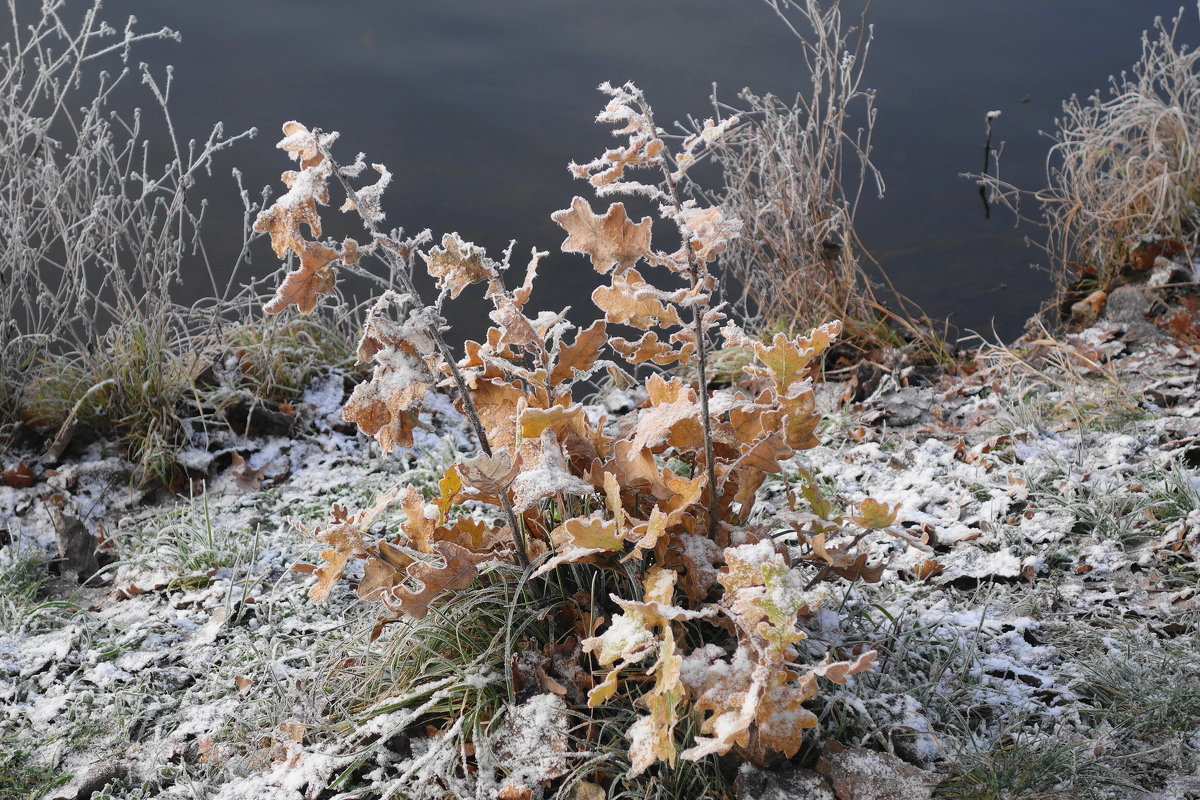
977,5,1200,298
695,0,949,365
703,4,881,336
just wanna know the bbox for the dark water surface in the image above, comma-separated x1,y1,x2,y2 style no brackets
103,0,1196,340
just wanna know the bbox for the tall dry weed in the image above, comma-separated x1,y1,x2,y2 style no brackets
697,0,886,339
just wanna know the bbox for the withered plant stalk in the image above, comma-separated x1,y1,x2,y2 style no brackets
312,133,496,459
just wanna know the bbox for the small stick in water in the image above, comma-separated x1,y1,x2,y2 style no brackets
980,110,1001,219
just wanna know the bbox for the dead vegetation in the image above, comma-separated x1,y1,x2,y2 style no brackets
0,1,366,485
975,3,1200,324
248,80,930,792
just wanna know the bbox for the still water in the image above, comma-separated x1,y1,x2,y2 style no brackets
103,0,1196,340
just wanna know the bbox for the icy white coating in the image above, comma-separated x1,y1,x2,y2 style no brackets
3,323,1200,797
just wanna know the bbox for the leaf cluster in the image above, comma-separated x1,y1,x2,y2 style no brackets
253,83,912,788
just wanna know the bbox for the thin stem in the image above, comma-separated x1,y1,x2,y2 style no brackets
312,131,532,570
497,492,530,569
643,104,720,540
312,132,494,458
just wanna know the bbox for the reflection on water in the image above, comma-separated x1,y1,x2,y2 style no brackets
102,0,1195,340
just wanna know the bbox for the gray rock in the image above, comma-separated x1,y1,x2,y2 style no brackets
52,511,98,582
864,694,944,770
735,762,836,800
46,760,127,800
816,742,941,800
876,387,932,428
1103,285,1160,325
1148,255,1194,288
1123,319,1167,346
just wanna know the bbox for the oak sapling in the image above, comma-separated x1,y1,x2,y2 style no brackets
253,84,923,783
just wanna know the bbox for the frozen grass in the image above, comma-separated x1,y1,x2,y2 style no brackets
0,0,250,414
4,325,1200,798
0,1,360,484
0,732,69,799
699,0,948,363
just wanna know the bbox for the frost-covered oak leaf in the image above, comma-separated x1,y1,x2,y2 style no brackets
342,295,442,452
591,268,685,330
358,539,419,601
627,626,685,777
672,203,742,265
262,241,337,314
339,163,391,224
610,331,695,366
606,440,664,498
398,485,438,553
582,567,681,706
309,548,352,603
630,374,705,453
278,121,327,169
421,233,498,299
382,541,491,620
551,197,652,274
730,429,793,475
853,497,900,529
811,532,887,583
719,541,811,636
254,123,334,261
518,402,584,441
532,514,623,578
680,648,818,763
548,320,607,387
458,448,520,495
510,429,596,513
300,489,397,555
733,321,840,396
775,390,822,451
464,379,525,452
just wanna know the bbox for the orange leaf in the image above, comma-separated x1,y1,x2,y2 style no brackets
399,486,438,553
532,515,624,578
309,548,352,603
383,541,491,620
342,295,441,452
421,233,498,299
435,465,462,525
592,268,685,330
519,402,584,441
853,498,900,529
552,196,652,274
629,375,705,453
278,120,325,169
358,556,399,600
1,461,34,488
465,379,525,453
458,448,520,494
549,320,608,386
671,203,742,264
610,331,695,366
744,321,842,395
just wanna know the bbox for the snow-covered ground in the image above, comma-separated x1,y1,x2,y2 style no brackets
2,326,1199,799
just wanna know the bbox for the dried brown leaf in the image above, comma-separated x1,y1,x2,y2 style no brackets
592,268,685,330
549,319,608,386
383,541,491,620
629,374,705,453
421,233,498,299
610,331,695,366
310,548,352,603
552,196,652,274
